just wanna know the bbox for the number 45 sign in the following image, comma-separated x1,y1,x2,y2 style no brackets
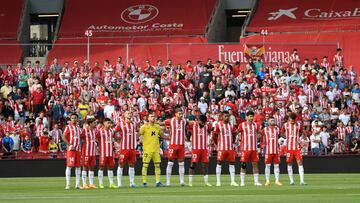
85,30,93,37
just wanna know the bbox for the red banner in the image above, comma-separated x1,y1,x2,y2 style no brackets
247,0,360,32
59,0,216,38
48,43,336,69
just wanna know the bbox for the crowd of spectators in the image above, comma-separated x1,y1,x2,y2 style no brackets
0,48,359,159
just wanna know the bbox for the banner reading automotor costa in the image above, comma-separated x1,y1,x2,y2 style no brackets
59,0,216,37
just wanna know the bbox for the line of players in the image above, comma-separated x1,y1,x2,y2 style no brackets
62,108,306,189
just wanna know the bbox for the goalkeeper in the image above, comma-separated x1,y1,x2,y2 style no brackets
139,111,164,187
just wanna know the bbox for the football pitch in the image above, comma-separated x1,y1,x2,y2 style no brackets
0,174,359,203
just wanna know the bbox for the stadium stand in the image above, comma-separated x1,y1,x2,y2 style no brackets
0,0,359,162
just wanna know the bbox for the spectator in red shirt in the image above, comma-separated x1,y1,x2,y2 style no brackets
307,69,318,84
39,131,50,153
32,84,45,116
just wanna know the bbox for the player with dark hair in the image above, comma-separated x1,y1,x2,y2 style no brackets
114,111,138,188
188,115,212,187
261,116,282,186
62,113,82,189
238,110,262,186
163,108,188,186
212,111,238,186
80,118,97,189
140,111,164,187
281,113,306,185
96,118,117,189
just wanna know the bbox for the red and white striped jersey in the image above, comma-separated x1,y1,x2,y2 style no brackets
236,98,248,113
321,61,330,70
262,126,280,154
90,102,99,113
290,53,300,69
320,98,329,109
50,129,62,144
174,93,184,106
189,122,210,150
35,123,44,137
306,88,316,104
97,128,115,158
165,117,187,146
115,121,137,150
274,114,283,128
281,122,302,151
85,77,94,88
333,54,343,66
336,126,346,141
73,78,82,87
81,127,97,156
63,124,82,151
214,121,236,151
45,78,56,88
316,80,327,89
346,126,353,134
111,111,123,125
117,97,127,108
210,104,220,115
238,122,258,151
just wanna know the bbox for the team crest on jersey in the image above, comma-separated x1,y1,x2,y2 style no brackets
121,4,159,24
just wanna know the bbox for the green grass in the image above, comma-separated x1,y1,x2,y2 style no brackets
0,174,359,203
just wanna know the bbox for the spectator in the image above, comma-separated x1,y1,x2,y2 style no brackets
350,138,359,153
32,84,45,116
332,139,345,154
0,80,12,99
197,97,208,115
10,130,20,157
299,134,310,155
48,137,59,153
319,126,330,155
2,131,14,159
39,131,50,153
77,99,90,119
21,135,32,154
17,69,29,95
198,67,212,87
310,132,321,156
353,121,360,140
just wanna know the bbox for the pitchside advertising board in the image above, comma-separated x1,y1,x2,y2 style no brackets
59,0,216,37
247,0,360,32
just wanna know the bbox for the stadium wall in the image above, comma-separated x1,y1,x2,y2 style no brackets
0,156,359,177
